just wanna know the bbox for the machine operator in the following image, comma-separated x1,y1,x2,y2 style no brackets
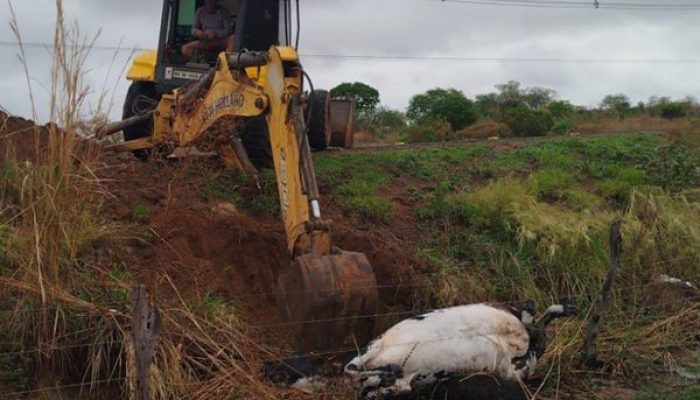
182,0,234,61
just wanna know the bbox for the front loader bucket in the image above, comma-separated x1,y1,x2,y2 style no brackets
277,251,378,353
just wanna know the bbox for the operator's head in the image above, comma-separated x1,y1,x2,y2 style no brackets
204,0,219,12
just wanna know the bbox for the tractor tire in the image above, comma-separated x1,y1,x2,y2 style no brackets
241,116,273,169
122,81,159,160
307,90,331,150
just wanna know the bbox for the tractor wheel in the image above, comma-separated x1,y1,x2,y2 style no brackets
122,81,160,160
307,90,331,150
241,116,273,169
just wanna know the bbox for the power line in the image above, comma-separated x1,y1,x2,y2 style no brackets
2,41,700,64
437,0,700,10
304,54,700,64
0,41,148,53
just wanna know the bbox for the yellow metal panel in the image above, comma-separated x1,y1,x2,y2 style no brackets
245,65,267,83
244,48,297,84
277,46,300,61
126,50,157,82
153,54,267,147
264,47,309,253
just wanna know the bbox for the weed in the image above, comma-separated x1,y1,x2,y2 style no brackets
188,292,237,321
132,203,152,221
644,143,700,192
107,263,132,303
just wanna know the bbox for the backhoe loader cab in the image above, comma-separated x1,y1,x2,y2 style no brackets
154,0,283,89
124,0,352,149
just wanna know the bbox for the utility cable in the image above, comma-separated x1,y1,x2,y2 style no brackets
2,41,700,64
437,0,700,10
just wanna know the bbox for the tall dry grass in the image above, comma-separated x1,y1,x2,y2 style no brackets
426,180,700,389
574,114,695,135
1,2,288,398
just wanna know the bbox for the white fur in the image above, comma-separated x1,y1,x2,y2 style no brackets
291,377,327,394
544,304,565,315
657,274,697,289
345,304,531,395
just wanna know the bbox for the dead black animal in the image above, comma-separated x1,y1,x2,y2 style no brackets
262,350,357,393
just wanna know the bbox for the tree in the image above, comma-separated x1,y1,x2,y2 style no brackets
502,105,553,137
330,82,380,116
495,81,523,108
475,93,500,120
372,107,407,136
600,94,631,119
523,87,557,110
407,88,477,131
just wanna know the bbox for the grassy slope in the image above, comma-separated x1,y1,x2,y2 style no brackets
2,132,698,399
314,133,700,398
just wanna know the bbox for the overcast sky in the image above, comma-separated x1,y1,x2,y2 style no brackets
2,0,700,122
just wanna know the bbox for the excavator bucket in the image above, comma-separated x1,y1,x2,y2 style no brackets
277,251,378,353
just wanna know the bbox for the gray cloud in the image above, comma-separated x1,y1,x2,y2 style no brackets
2,0,700,122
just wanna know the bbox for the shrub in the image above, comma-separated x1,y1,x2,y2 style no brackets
401,120,453,143
526,168,576,200
660,102,686,120
550,119,575,135
502,105,553,137
455,121,511,140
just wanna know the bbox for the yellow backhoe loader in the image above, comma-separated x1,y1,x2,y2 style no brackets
99,0,376,352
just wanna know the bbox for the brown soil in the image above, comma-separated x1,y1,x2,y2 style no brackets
0,111,48,162
95,150,421,338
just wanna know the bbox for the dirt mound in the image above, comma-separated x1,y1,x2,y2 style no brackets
139,205,288,298
0,111,48,162
95,153,422,340
0,111,96,164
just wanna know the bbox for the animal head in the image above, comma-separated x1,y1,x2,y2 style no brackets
537,298,578,327
520,299,537,325
262,356,316,385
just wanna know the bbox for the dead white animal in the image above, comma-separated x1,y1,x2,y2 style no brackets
345,300,576,397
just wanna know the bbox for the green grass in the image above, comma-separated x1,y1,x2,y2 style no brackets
315,144,491,222
526,167,576,199
200,168,246,204
336,169,393,221
635,386,700,400
316,133,700,398
107,263,132,303
0,225,6,276
199,167,280,218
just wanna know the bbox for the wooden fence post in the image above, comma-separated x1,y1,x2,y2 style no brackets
582,217,622,368
132,284,161,400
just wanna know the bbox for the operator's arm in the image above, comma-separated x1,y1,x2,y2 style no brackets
192,8,204,39
216,8,232,38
